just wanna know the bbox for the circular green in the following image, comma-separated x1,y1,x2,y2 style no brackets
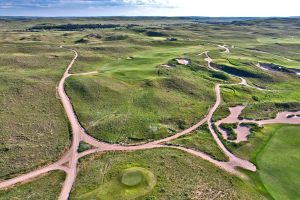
121,168,144,186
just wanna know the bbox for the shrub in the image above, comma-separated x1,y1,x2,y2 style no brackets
104,35,129,41
212,71,229,80
75,38,89,44
220,123,238,140
146,31,167,37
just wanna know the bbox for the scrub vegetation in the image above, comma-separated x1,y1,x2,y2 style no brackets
0,43,71,180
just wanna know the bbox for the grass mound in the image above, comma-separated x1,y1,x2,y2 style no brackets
121,168,144,186
75,167,156,200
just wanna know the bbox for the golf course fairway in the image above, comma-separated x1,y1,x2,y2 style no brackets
257,125,300,200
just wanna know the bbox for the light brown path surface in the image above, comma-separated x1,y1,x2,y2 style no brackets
204,51,218,71
1,45,299,200
218,45,230,53
71,71,98,76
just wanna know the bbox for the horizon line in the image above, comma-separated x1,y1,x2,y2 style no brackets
1,16,300,18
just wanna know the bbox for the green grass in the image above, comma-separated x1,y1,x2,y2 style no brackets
70,149,267,200
222,125,300,200
224,125,279,162
0,171,65,200
257,125,300,200
121,168,146,186
169,124,228,161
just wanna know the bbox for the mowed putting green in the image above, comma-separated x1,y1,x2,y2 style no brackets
121,168,145,186
75,167,156,200
257,125,300,200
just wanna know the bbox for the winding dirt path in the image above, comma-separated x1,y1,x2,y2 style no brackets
218,45,230,53
204,51,264,91
1,45,299,200
204,51,218,71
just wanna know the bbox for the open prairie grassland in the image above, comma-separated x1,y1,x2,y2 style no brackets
0,43,71,179
0,17,300,199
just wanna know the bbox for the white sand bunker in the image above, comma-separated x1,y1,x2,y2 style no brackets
176,58,190,65
234,125,251,143
127,56,134,60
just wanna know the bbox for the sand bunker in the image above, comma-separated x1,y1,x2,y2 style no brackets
234,125,251,143
216,105,300,143
176,58,190,65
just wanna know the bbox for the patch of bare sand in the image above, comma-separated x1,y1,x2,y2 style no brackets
176,58,190,65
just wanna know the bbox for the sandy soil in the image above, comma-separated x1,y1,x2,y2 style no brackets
216,105,300,143
176,58,190,65
234,126,251,143
218,45,230,53
71,71,98,76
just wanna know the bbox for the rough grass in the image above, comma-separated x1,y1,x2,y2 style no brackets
0,171,65,200
0,44,71,179
169,124,229,161
70,149,267,200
